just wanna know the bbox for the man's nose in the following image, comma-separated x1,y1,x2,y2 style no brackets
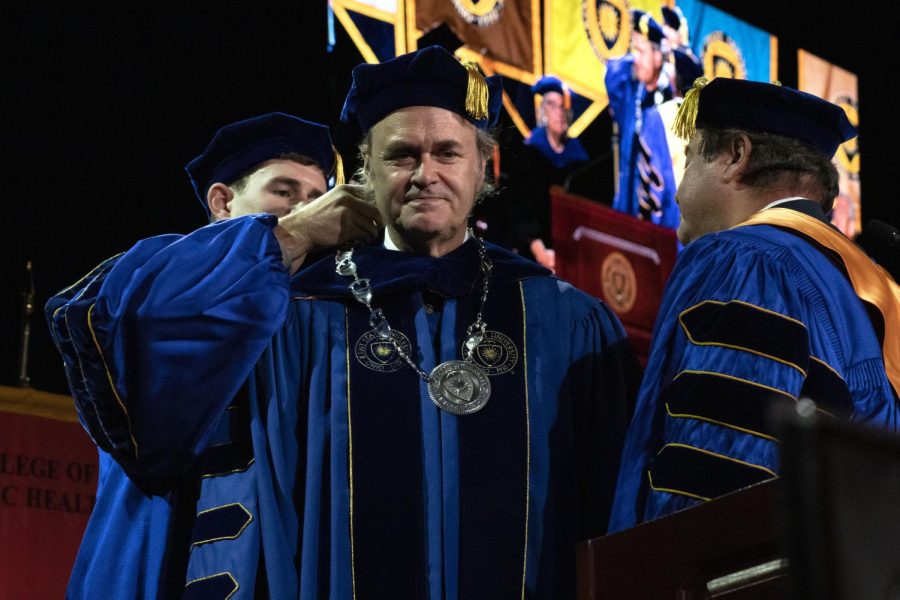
411,154,438,186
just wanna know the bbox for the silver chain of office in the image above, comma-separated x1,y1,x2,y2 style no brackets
335,230,494,415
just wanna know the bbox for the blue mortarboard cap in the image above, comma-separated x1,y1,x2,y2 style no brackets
689,78,857,157
531,76,565,96
340,45,503,133
185,112,335,214
662,6,690,44
673,49,704,90
631,10,665,45
661,6,682,30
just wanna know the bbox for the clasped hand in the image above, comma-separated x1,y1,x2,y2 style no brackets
273,184,384,273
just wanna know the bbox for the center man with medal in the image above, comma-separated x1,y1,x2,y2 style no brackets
295,45,637,597
50,45,638,598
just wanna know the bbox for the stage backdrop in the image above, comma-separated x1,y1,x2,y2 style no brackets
329,0,777,138
799,49,861,238
0,385,96,599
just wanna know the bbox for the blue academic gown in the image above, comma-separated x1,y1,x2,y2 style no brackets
605,56,680,230
608,201,899,531
47,214,635,599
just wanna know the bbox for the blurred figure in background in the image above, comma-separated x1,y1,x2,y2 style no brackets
606,10,680,230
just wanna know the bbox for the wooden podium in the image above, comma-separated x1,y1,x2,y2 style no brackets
576,480,787,599
551,188,679,362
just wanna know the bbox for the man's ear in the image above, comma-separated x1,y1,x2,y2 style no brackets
207,183,234,221
721,133,752,184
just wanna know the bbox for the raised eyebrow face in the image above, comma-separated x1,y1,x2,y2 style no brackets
380,138,465,159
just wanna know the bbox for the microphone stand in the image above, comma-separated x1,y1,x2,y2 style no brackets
17,261,35,388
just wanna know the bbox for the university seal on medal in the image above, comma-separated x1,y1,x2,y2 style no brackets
600,251,637,315
701,31,747,81
469,330,518,376
452,0,504,27
583,0,631,64
355,329,413,372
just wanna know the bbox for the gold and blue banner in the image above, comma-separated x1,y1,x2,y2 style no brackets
329,0,409,63
677,0,778,83
542,0,664,136
331,0,778,137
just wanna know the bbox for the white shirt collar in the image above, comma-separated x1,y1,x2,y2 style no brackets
760,197,808,212
382,229,471,252
383,229,402,251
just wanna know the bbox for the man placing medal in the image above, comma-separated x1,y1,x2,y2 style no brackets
47,45,638,598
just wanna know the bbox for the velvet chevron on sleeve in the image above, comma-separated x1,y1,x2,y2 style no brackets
609,214,898,531
47,214,290,485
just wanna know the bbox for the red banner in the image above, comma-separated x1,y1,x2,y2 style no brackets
0,386,97,600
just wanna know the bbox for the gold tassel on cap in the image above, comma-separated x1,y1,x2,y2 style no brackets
672,76,709,141
462,61,489,121
332,146,345,186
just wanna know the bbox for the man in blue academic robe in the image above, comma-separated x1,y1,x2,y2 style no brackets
48,46,637,599
609,77,900,531
605,10,680,230
48,111,379,598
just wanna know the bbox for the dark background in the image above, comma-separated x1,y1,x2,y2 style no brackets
4,2,896,394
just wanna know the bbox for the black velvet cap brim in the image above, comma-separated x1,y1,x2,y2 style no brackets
696,78,857,157
340,45,503,134
185,112,334,215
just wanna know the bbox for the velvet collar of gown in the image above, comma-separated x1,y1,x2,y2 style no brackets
290,237,550,298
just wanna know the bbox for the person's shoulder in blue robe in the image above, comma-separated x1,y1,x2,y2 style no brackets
609,212,899,531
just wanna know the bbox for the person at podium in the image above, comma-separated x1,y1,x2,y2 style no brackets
524,75,590,171
519,75,590,271
474,75,589,272
609,77,900,531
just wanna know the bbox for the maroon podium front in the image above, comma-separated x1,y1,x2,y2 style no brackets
551,187,679,362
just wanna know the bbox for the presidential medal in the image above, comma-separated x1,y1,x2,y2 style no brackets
428,360,491,415
337,232,494,417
